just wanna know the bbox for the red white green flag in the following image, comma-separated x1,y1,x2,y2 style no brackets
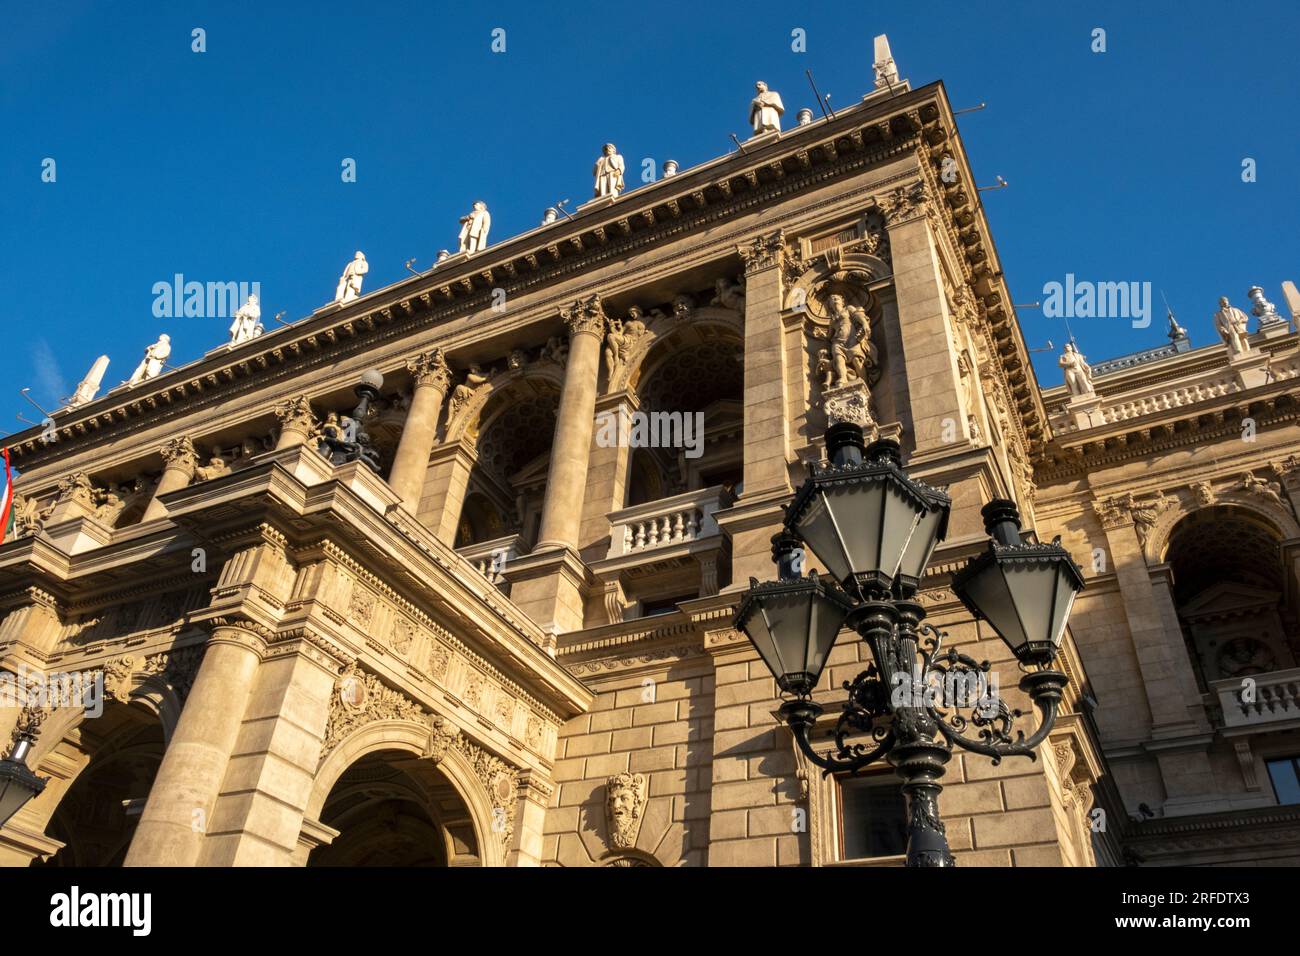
0,448,14,544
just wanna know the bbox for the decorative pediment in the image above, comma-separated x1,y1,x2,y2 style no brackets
1179,581,1280,621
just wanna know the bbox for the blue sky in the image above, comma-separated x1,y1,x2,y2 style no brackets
2,1,1297,448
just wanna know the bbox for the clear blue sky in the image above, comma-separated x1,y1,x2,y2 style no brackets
3,1,1297,449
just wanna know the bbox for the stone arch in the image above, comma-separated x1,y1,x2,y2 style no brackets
306,718,508,867
611,305,743,395
1144,488,1300,567
444,360,565,445
783,250,891,314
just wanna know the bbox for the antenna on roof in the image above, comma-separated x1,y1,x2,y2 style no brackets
554,199,575,220
1013,301,1042,310
1027,340,1055,353
976,175,1009,192
18,388,52,420
273,311,292,327
404,259,421,277
953,102,987,116
729,133,749,155
16,413,42,429
805,70,835,120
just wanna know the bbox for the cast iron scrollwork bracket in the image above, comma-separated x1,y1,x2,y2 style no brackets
917,624,1066,765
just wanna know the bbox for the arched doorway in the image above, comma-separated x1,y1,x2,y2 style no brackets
30,701,165,867
309,748,482,866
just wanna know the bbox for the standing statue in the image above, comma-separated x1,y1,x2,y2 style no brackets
825,294,872,387
604,319,630,380
1059,342,1094,397
335,252,369,303
127,334,171,386
228,294,263,344
1213,296,1251,355
749,81,785,135
458,201,491,254
593,143,626,198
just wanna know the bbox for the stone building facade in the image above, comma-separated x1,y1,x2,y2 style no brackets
2,59,1298,867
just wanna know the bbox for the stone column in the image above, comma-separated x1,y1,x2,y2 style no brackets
505,296,605,637
881,181,968,454
534,295,605,551
1094,506,1219,812
508,771,555,866
388,349,453,511
197,633,344,865
124,620,265,866
273,395,318,450
419,440,477,545
141,436,198,522
723,231,794,585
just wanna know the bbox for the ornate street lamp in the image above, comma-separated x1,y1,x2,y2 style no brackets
318,369,385,473
735,423,1084,867
0,723,47,829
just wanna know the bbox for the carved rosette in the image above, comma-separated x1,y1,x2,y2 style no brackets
407,348,453,394
877,181,929,227
605,771,648,849
159,436,198,476
559,294,607,340
273,395,318,438
738,229,786,276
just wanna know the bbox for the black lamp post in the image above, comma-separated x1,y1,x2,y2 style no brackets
0,722,47,829
734,423,1084,867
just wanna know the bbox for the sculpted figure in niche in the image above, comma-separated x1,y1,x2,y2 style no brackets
1214,296,1251,355
606,771,648,850
826,293,873,387
1059,342,1094,397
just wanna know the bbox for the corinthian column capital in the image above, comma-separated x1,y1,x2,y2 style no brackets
737,229,787,276
160,436,198,475
560,294,607,339
407,347,453,392
877,180,930,226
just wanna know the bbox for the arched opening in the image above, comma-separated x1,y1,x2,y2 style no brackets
455,382,560,555
309,749,482,867
30,701,165,867
626,336,744,507
1163,505,1298,690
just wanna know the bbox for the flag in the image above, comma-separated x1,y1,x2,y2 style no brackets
0,448,13,544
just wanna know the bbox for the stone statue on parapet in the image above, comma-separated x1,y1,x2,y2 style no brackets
228,295,263,344
593,143,625,198
1214,296,1251,355
458,201,491,254
749,81,784,135
1060,341,1094,397
335,252,368,303
127,335,171,386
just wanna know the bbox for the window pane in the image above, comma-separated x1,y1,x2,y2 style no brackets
1266,757,1300,806
840,776,907,859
